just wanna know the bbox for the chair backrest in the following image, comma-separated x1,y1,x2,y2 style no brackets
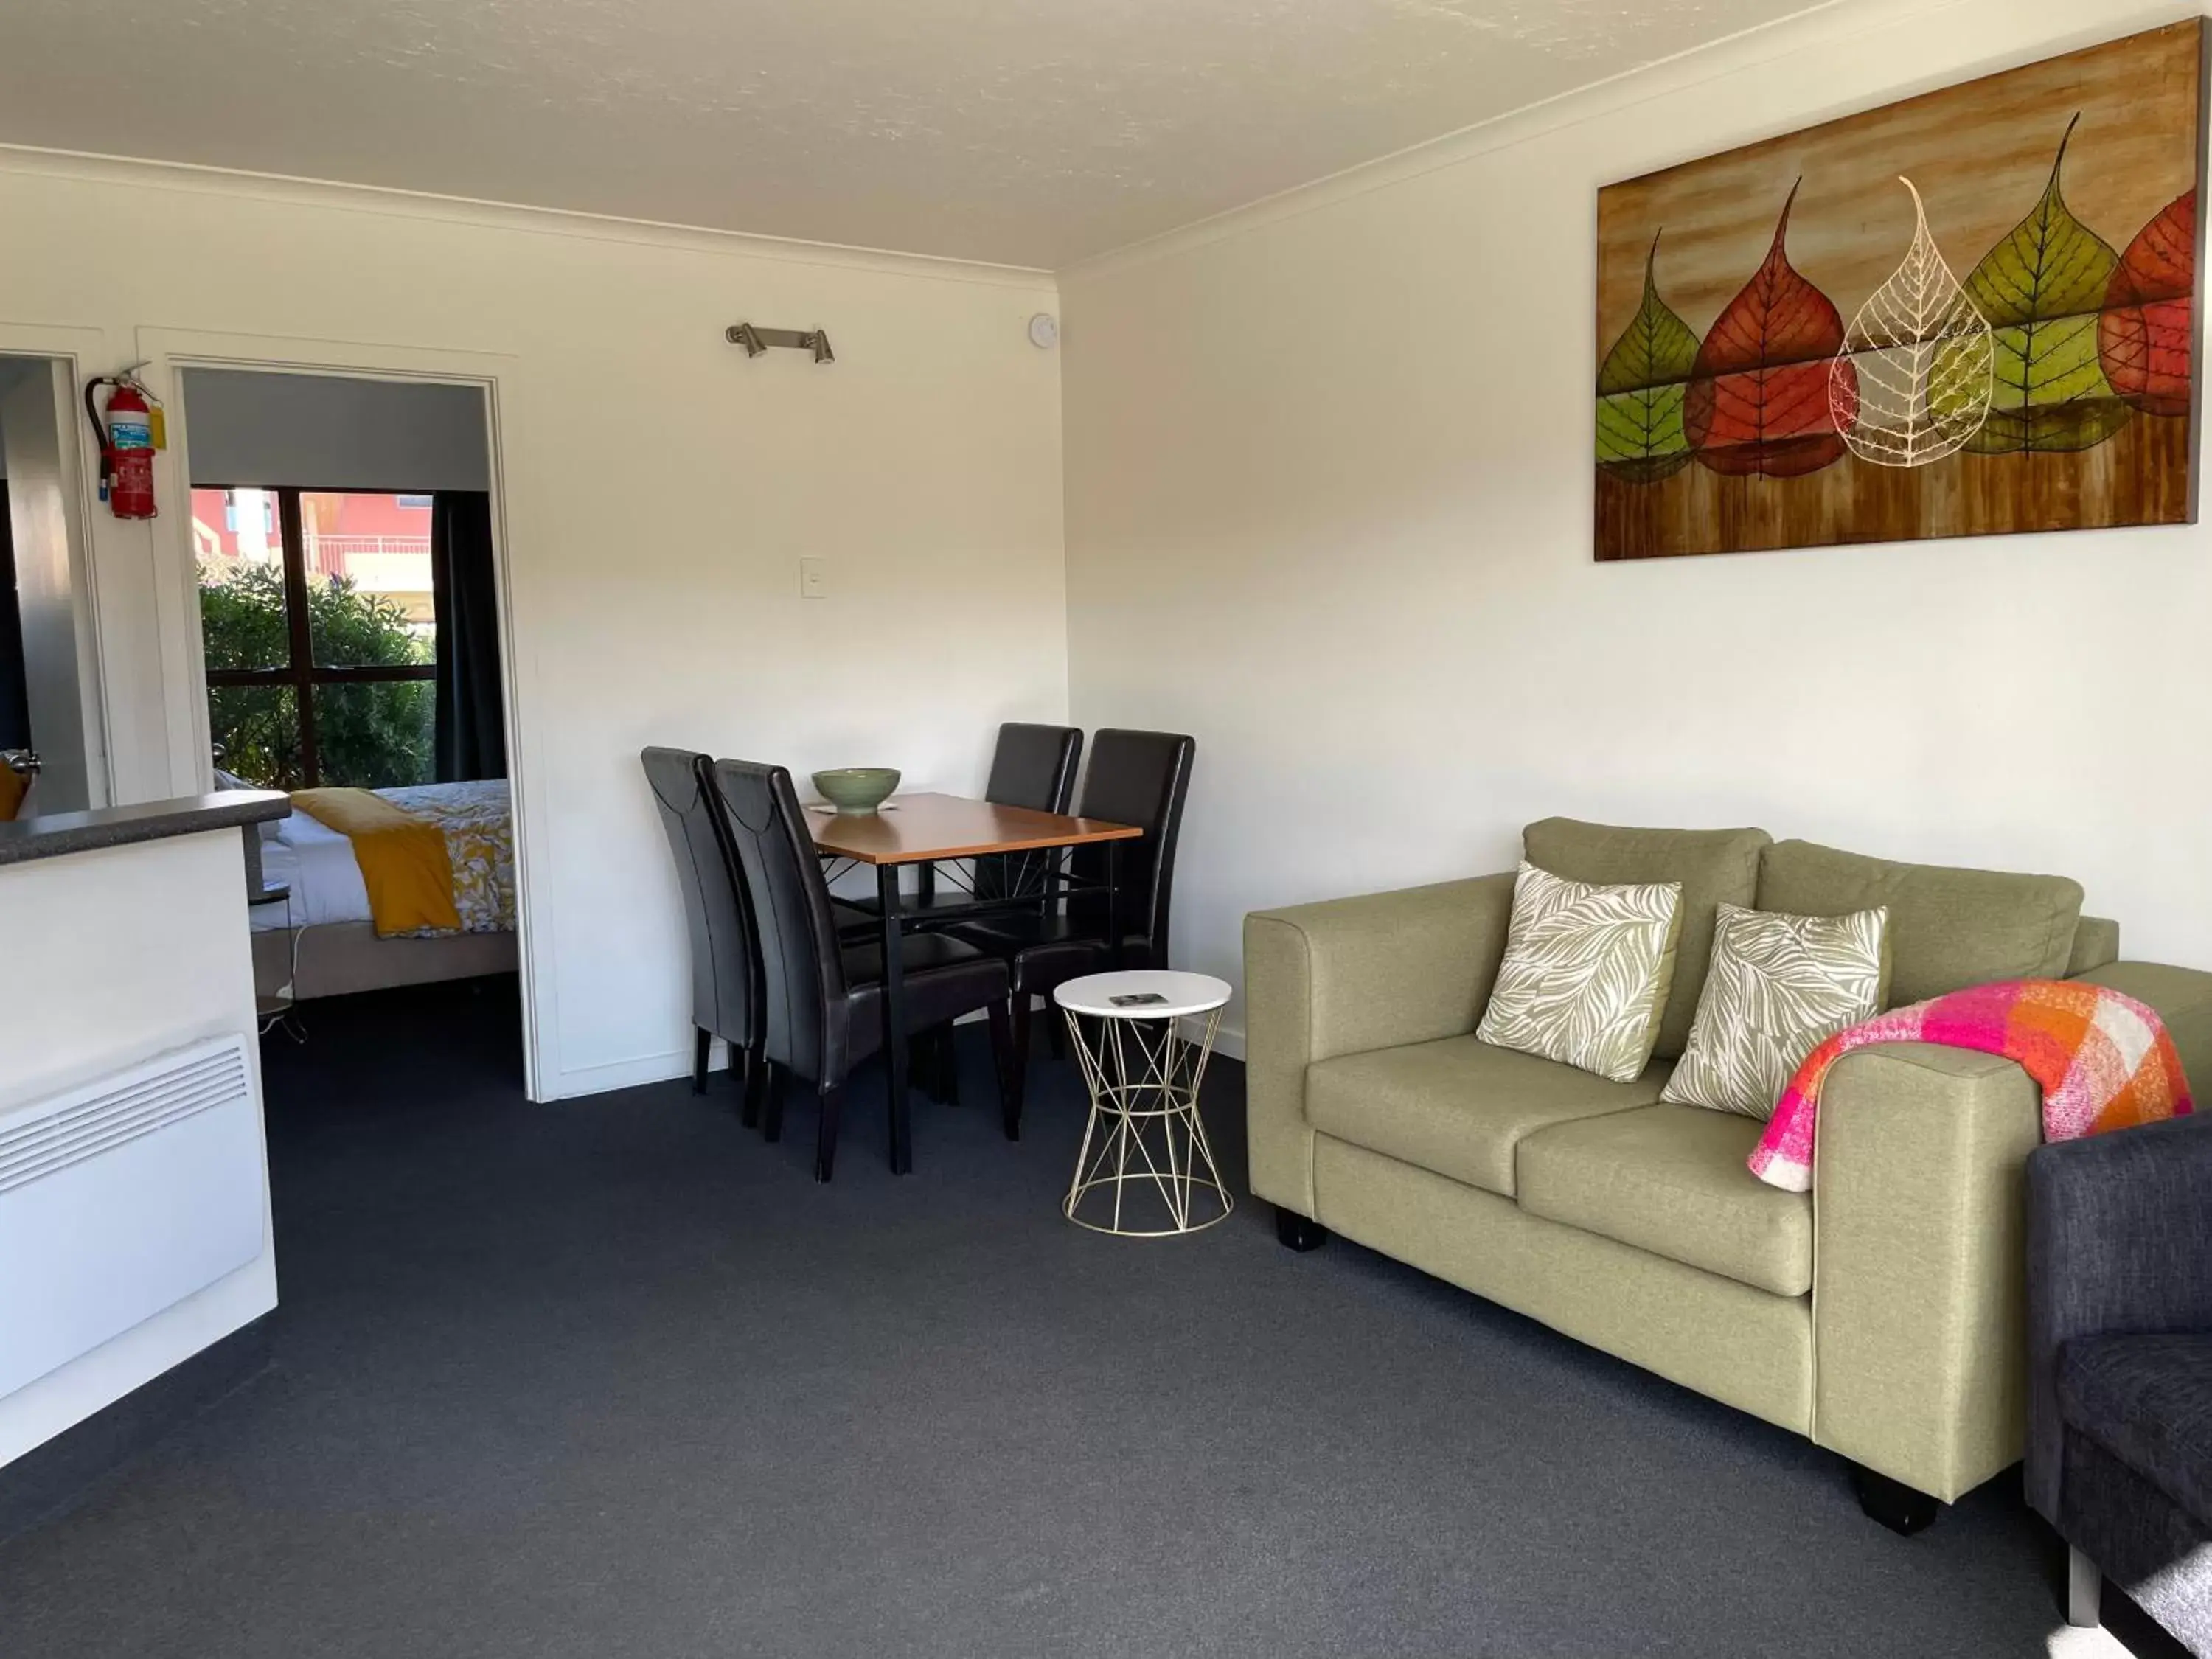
1068,729,1195,964
709,758,852,1086
641,746,757,1046
976,723,1082,902
984,723,1082,813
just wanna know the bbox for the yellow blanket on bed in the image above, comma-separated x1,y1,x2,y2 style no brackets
291,787,462,936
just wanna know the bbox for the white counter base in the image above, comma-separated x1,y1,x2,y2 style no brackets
0,829,275,1472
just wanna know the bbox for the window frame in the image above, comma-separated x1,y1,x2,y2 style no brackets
198,483,438,788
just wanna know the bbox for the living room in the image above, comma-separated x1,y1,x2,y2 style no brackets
0,0,2206,1653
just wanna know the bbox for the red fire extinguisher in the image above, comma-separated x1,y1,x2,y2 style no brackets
83,372,163,519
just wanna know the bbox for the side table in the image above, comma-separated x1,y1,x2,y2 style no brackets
1054,970,1234,1237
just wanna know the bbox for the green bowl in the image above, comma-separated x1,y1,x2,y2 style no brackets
811,767,900,815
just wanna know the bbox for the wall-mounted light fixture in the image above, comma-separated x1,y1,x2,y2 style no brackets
726,323,835,364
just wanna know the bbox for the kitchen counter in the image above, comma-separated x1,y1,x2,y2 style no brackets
0,790,289,866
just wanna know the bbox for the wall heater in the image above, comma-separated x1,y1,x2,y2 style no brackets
0,1035,266,1402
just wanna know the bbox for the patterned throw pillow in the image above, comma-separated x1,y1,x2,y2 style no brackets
1661,902,1890,1119
1475,863,1684,1083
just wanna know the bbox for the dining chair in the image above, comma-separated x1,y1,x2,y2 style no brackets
950,728,1195,1138
898,722,1082,1102
641,746,769,1125
710,757,1019,1181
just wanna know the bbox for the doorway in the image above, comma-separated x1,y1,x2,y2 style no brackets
172,366,526,1094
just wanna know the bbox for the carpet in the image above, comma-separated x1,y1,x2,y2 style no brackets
0,980,2097,1656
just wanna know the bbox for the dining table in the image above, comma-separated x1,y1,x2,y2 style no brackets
809,792,1144,1174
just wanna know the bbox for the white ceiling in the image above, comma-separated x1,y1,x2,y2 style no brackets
0,0,1832,268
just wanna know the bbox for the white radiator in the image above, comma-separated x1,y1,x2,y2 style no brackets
0,1035,267,1401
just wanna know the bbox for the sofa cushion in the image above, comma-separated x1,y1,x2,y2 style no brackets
1522,818,1770,1060
1305,1034,1665,1197
1661,902,1888,1119
1756,840,2082,1006
1474,863,1682,1083
2059,1334,2212,1530
1517,1105,1813,1296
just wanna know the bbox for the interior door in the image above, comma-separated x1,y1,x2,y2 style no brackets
0,355,98,815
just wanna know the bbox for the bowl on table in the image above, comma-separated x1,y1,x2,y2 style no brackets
811,768,900,815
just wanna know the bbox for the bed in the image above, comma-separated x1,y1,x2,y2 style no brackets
248,779,518,1001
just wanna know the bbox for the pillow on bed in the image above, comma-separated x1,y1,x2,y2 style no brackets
213,766,284,841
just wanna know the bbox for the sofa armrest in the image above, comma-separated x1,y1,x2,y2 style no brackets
2025,1113,2212,1522
2073,960,2212,1099
1242,872,1516,1214
1812,1042,2043,1503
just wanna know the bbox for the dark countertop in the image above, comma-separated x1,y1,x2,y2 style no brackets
0,791,291,868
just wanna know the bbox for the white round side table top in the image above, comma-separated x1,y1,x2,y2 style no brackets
1054,970,1231,1020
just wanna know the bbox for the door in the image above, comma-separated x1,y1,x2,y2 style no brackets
0,355,99,816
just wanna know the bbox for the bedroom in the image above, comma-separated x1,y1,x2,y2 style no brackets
180,369,521,1028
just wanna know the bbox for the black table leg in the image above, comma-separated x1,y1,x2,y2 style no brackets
917,859,936,908
878,861,914,1175
1106,839,1123,970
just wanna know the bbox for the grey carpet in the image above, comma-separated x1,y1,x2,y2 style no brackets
0,980,2079,1656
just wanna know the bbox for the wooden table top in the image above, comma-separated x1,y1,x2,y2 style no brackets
807,792,1143,866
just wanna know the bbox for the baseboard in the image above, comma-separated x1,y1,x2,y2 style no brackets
0,1312,274,1548
549,1048,695,1099
1181,1017,1244,1060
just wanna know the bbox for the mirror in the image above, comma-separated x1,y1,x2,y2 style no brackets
0,354,101,821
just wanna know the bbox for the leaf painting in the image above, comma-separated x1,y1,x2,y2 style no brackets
1955,116,2132,453
1595,233,1700,484
1592,20,2204,559
1831,178,1994,467
2099,188,2197,417
1685,183,1854,478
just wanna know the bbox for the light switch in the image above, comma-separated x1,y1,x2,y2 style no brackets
799,557,829,599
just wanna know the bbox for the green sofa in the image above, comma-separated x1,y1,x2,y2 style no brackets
1245,820,2212,1528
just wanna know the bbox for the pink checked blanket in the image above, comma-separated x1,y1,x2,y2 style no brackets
1749,979,2194,1192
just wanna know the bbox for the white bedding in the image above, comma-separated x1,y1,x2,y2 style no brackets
249,780,514,935
251,810,373,931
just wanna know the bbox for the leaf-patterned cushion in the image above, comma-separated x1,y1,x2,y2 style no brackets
1661,902,1889,1120
1475,863,1683,1084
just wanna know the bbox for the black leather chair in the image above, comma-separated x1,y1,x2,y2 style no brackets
710,757,1018,1181
950,728,1194,1137
900,723,1080,1103
903,723,1082,916
641,746,768,1124
972,721,1082,900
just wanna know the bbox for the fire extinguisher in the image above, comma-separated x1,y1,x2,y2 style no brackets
83,372,164,519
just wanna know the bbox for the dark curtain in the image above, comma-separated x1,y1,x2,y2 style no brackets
430,491,508,782
0,483,29,754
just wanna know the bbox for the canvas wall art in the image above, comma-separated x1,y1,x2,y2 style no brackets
1593,21,2206,560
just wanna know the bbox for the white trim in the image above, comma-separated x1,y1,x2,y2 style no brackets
140,331,549,1104
0,145,1056,291
1059,0,2191,282
548,1048,700,1100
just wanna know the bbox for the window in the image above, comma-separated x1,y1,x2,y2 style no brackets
195,487,437,789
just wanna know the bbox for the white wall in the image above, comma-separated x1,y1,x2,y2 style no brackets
179,369,490,491
0,152,1066,1098
1060,0,2212,1046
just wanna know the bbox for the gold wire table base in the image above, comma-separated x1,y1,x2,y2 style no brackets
1061,1001,1231,1238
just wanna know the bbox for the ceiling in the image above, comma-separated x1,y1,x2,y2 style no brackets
0,0,1833,268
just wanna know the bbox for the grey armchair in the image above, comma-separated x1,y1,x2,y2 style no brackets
2027,1113,2212,1655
